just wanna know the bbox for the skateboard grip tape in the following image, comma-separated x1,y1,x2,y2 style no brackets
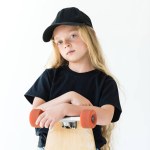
29,109,44,128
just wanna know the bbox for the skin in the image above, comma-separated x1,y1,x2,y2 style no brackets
33,25,114,129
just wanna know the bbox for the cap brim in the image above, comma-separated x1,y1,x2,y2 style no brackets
42,22,85,42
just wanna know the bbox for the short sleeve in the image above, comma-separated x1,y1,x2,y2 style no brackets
24,69,52,104
99,76,122,122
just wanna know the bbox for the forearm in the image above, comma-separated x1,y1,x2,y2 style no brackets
64,103,114,125
36,92,72,110
34,91,91,110
34,102,114,128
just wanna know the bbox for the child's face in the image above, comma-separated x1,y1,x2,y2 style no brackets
53,25,90,64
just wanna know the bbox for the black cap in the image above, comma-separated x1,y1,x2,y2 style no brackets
43,7,93,42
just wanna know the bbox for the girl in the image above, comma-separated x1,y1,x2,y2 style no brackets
25,7,122,150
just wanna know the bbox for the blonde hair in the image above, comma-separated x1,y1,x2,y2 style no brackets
46,25,117,150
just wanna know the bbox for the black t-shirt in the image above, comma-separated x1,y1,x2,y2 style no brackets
24,65,122,148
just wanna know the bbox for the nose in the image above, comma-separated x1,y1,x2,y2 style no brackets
64,40,71,49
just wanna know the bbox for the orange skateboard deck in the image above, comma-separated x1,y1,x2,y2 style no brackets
30,109,97,150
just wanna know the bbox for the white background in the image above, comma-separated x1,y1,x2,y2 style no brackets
0,0,150,149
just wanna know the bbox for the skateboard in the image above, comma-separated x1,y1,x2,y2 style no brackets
29,109,97,150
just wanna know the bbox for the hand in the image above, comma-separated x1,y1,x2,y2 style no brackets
35,103,66,129
70,91,93,106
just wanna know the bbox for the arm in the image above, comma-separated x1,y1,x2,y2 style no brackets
60,92,114,125
32,92,71,110
33,91,92,110
35,103,114,128
63,103,114,125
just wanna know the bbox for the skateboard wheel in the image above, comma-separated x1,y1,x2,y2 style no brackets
80,110,97,128
29,109,43,128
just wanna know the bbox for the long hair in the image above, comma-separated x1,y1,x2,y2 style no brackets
46,25,117,150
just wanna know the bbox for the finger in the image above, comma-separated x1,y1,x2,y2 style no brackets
84,103,88,106
83,103,92,106
81,103,87,106
39,117,48,128
35,112,45,126
49,120,56,129
44,119,52,128
88,101,93,106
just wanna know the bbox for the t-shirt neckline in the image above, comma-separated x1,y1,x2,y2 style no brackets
64,65,98,77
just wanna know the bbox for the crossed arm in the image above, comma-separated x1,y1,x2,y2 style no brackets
32,91,114,129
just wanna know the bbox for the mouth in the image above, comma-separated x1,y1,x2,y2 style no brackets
67,50,75,55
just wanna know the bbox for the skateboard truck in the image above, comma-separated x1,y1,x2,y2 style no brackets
62,121,77,129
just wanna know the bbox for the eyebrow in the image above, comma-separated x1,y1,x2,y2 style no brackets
54,29,78,40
